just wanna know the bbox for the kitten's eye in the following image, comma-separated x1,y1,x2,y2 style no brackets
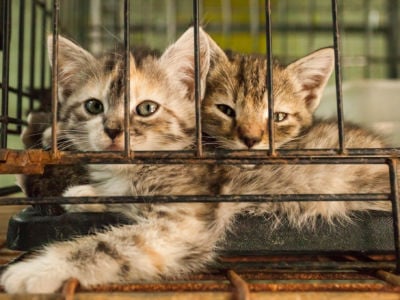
136,100,159,117
217,104,236,118
274,112,288,122
84,98,104,115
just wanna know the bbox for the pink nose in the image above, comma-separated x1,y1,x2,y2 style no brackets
237,126,263,148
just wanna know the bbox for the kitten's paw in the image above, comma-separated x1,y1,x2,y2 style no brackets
63,203,109,213
0,259,69,293
63,184,108,212
63,184,97,197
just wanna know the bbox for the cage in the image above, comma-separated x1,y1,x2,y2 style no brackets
1,0,400,298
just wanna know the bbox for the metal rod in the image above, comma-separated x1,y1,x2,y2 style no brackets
331,0,346,155
0,186,22,197
193,0,203,157
0,193,390,206
0,116,28,126
123,0,131,157
51,0,60,156
16,0,26,135
388,159,400,273
29,0,37,111
219,260,396,271
226,270,251,300
1,0,11,149
265,0,275,156
0,85,39,98
40,0,47,92
376,270,400,286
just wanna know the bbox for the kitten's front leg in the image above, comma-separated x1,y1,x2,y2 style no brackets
0,249,73,293
62,184,108,212
1,206,225,294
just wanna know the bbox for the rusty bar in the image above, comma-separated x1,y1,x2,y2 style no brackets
265,0,275,156
193,0,203,157
51,0,60,156
235,271,379,281
1,0,11,148
219,260,395,271
77,278,400,293
1,149,399,173
0,193,391,206
376,270,400,286
249,282,400,293
331,0,346,154
87,281,230,293
123,0,131,157
62,278,80,300
227,270,251,300
388,159,400,273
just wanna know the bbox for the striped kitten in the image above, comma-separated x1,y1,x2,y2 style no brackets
1,29,247,293
202,35,392,227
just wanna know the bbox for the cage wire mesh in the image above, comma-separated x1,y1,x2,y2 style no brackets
1,0,400,293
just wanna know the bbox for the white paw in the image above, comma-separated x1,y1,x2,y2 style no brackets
63,203,109,213
63,184,97,197
63,184,108,213
1,257,70,294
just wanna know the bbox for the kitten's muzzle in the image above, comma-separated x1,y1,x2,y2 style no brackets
237,125,263,148
104,127,123,140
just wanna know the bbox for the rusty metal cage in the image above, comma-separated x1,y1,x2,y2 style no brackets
1,0,400,296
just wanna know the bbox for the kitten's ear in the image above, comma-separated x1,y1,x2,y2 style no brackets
47,35,96,100
206,32,229,64
287,47,334,112
160,27,210,100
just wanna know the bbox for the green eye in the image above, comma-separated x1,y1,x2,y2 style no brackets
136,100,159,117
217,104,236,118
84,98,104,115
274,112,288,122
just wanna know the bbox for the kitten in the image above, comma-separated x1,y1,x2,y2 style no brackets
202,35,393,227
1,28,246,293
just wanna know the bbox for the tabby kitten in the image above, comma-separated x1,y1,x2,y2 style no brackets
1,28,247,293
203,35,392,227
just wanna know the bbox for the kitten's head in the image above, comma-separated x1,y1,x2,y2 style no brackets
46,27,210,151
202,39,334,149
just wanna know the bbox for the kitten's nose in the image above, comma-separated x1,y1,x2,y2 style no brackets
237,125,263,148
242,136,261,148
104,127,123,140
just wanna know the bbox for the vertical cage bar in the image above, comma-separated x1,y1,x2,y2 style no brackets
16,0,26,134
1,0,11,148
265,0,275,156
40,1,47,92
29,0,37,111
193,0,203,157
331,0,346,155
123,0,131,157
51,0,60,155
388,159,400,273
